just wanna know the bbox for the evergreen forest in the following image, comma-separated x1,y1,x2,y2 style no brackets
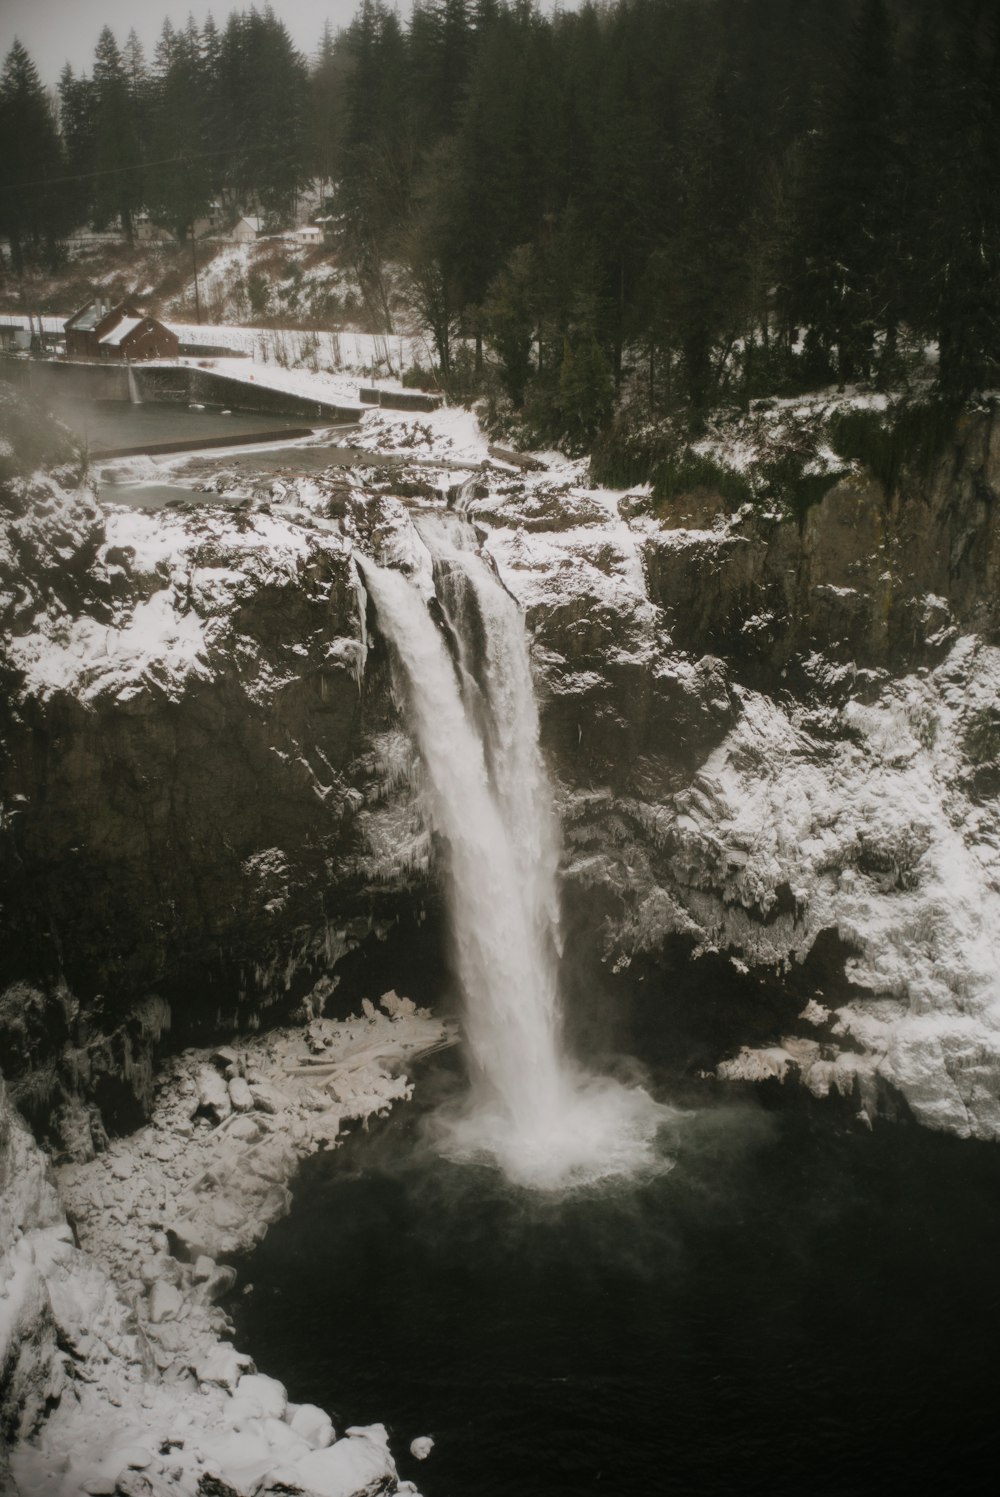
3,0,1000,450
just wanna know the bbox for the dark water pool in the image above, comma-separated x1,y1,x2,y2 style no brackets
52,397,314,452
235,1071,1000,1496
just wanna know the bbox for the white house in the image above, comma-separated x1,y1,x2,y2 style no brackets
232,215,265,244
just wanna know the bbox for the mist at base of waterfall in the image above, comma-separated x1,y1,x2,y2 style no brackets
425,1064,678,1191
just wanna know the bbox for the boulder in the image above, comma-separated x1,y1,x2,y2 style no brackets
234,1371,288,1421
228,1077,254,1114
115,1474,174,1497
289,1403,335,1450
195,1342,254,1390
147,1280,182,1324
195,1263,237,1305
191,1254,216,1283
249,1081,287,1116
194,1067,231,1123
293,1425,396,1497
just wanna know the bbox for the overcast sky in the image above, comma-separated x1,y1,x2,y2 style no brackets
1,1,369,85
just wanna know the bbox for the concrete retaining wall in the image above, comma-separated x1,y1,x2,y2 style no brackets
1,358,361,423
187,368,360,422
359,386,443,413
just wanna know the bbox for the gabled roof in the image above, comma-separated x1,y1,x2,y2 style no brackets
239,215,264,233
65,298,137,334
99,316,144,347
65,301,103,332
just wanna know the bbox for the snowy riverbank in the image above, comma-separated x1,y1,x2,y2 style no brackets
5,1000,451,1497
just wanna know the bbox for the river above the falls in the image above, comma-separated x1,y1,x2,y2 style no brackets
234,1064,1000,1496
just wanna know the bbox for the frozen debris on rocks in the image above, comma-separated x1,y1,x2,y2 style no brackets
380,989,417,1020
5,1008,450,1497
799,999,832,1027
715,1039,882,1127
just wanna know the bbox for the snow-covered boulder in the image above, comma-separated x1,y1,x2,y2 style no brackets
293,1423,397,1497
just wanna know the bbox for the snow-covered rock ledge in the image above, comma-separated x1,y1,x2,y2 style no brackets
562,637,1000,1140
3,999,451,1497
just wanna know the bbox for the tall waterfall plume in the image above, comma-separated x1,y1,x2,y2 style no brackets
361,519,669,1189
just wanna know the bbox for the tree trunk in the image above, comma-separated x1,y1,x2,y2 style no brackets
613,255,625,392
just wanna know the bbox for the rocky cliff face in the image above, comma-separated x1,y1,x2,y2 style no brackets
463,396,1000,1140
0,423,433,1148
2,390,1000,1150
0,1076,65,1470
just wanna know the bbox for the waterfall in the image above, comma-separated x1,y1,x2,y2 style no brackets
127,363,142,405
361,519,670,1190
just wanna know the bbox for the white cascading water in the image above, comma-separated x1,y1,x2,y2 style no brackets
127,363,142,404
361,519,670,1190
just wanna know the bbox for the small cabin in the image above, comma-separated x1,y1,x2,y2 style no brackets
232,215,265,244
63,300,178,361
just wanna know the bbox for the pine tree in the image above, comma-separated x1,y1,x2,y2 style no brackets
905,5,1000,394
58,62,95,234
404,139,462,376
91,26,144,240
148,18,212,240
218,6,308,222
559,334,614,451
446,3,553,324
483,243,538,405
337,1,412,324
310,20,343,191
0,40,66,273
200,14,229,209
789,0,903,386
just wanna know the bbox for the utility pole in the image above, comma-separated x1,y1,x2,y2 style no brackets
190,226,202,325
188,212,202,323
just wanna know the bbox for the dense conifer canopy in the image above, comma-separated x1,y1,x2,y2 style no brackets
3,0,1000,422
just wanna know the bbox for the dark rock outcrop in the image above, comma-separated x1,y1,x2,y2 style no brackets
644,407,1000,684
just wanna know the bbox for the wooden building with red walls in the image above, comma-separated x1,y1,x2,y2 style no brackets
63,301,179,361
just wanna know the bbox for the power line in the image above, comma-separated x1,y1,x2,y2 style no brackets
0,145,240,192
